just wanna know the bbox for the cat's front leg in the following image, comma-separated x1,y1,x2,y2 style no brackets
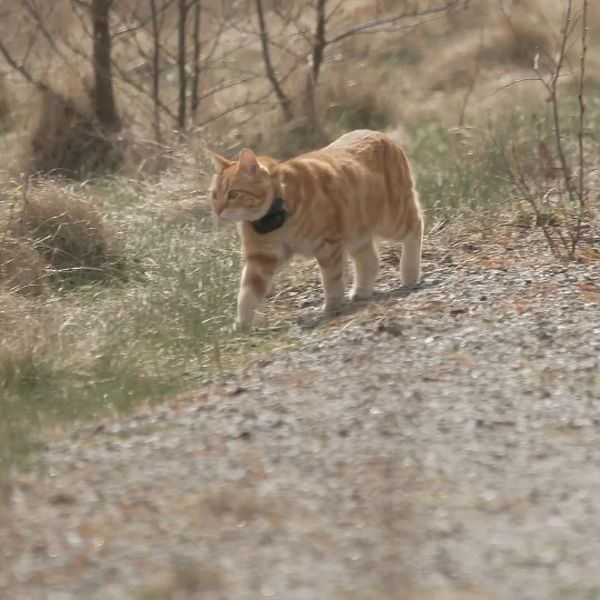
316,242,346,313
235,256,277,330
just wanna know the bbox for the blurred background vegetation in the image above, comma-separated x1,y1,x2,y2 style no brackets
0,0,598,476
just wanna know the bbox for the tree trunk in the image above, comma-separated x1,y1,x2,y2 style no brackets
150,0,161,141
191,0,202,123
91,0,120,131
177,0,188,131
312,0,326,84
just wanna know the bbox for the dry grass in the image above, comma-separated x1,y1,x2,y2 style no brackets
28,90,122,177
320,66,400,138
0,326,55,396
425,17,553,94
11,181,122,283
0,165,278,475
491,11,555,67
137,560,226,600
0,236,48,295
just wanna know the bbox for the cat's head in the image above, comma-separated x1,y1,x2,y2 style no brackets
210,149,274,222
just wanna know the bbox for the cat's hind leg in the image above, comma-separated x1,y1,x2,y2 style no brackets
350,239,379,301
316,242,346,313
400,218,423,286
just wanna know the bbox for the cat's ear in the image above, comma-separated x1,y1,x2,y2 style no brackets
211,153,231,173
238,148,259,176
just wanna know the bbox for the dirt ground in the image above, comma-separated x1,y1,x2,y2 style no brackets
1,222,600,600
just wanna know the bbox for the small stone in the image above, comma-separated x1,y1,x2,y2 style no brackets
49,492,76,505
227,386,248,396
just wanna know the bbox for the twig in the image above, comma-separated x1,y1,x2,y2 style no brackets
571,0,589,257
255,0,294,120
327,0,467,45
509,144,561,257
544,0,578,210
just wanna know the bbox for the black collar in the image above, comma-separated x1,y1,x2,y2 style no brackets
250,197,288,234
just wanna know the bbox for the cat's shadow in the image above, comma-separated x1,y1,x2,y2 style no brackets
294,276,436,330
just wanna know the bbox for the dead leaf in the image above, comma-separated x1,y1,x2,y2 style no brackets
482,256,504,268
514,302,528,314
578,248,600,262
78,522,96,539
454,352,474,366
72,552,89,569
582,292,600,303
577,281,598,292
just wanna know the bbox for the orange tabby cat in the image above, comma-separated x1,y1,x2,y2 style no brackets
211,129,424,330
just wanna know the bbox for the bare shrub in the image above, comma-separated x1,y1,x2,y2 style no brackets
491,12,554,68
322,69,399,137
427,19,553,93
0,334,49,394
325,88,397,133
426,50,480,93
0,236,49,296
234,105,326,159
28,90,122,177
499,0,597,259
0,290,55,395
14,182,120,282
446,0,489,32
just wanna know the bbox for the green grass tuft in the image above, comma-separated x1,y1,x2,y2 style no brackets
0,176,248,478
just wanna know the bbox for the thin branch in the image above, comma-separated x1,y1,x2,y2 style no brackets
327,0,467,45
544,0,579,234
195,90,274,128
510,143,560,257
197,74,259,103
255,0,294,120
19,0,70,65
577,0,588,209
489,75,567,97
0,39,50,93
572,0,589,256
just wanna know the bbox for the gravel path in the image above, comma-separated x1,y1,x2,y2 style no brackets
1,226,600,600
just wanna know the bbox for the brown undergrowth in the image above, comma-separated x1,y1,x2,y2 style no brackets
0,0,599,482
28,91,123,177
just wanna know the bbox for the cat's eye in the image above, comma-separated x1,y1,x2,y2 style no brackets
227,190,239,200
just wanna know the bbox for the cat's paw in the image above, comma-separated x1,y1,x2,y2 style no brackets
323,298,345,314
350,288,373,302
232,319,251,333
